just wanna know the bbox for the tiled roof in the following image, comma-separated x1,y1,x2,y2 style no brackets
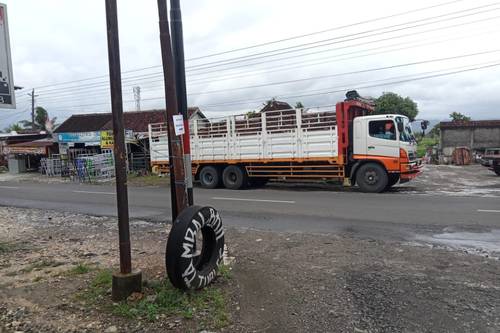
55,108,202,133
440,120,500,129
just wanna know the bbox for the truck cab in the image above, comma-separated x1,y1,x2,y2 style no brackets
350,114,421,192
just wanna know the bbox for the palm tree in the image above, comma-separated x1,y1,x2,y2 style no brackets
4,123,23,133
18,106,57,132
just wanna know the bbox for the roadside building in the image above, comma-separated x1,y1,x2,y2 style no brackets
0,131,54,173
54,108,205,172
439,120,500,163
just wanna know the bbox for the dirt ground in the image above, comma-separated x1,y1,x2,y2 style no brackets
394,164,500,197
1,206,499,333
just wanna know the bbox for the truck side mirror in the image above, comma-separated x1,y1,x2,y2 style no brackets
397,122,404,133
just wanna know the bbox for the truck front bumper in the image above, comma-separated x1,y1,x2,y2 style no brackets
400,159,423,183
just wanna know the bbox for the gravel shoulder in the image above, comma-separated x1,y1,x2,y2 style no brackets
1,207,499,333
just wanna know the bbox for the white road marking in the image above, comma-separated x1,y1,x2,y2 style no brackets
0,186,19,189
477,209,500,213
211,197,295,204
73,190,115,195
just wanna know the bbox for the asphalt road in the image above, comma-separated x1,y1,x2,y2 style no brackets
0,180,499,241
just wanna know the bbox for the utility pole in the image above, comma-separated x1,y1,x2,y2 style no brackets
169,0,193,206
157,0,188,221
27,89,38,130
104,0,142,301
133,86,141,111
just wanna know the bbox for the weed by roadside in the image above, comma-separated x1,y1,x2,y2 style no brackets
65,263,93,276
77,268,231,330
21,260,64,273
0,242,17,254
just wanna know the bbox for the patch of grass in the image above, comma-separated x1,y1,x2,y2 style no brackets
218,264,233,281
417,136,439,158
0,242,16,254
32,276,43,282
78,269,230,330
127,174,169,187
66,263,92,276
21,260,64,273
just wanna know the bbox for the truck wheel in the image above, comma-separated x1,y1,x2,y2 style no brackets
166,205,224,290
356,163,388,193
222,165,248,190
386,173,400,189
199,166,220,189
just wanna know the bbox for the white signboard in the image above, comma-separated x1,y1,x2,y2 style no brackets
173,114,185,136
0,3,15,109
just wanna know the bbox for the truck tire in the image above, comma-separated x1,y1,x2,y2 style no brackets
356,163,388,193
199,166,220,189
386,173,400,189
222,165,248,190
166,205,225,290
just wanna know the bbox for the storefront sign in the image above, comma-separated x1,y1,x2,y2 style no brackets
57,131,101,144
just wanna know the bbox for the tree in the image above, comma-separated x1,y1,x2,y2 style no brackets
18,106,57,131
4,123,23,132
295,101,304,109
374,92,418,121
449,112,471,122
428,124,440,138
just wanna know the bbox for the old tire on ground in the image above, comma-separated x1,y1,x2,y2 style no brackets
356,163,388,193
386,173,400,189
222,165,248,190
199,166,220,189
166,205,224,290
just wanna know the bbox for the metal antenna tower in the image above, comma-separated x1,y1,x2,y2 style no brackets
133,86,141,111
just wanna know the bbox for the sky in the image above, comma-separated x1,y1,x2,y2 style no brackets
1,0,500,129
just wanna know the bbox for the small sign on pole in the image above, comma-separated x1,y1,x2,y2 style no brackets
0,3,15,109
173,114,185,136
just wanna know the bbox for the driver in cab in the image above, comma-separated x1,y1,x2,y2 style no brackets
374,121,396,140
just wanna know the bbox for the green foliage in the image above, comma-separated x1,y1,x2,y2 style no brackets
295,101,304,109
78,269,230,329
246,110,259,119
449,112,471,122
21,260,64,273
428,124,440,138
374,92,418,121
417,136,439,158
66,263,92,276
217,264,232,280
0,242,14,254
4,123,23,132
14,106,56,131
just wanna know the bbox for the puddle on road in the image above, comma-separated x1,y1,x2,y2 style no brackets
410,229,500,259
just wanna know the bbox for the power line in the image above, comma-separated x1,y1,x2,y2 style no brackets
185,3,500,71
30,26,500,105
22,13,500,103
14,0,491,93
186,0,468,61
198,61,500,108
186,50,500,96
44,60,500,113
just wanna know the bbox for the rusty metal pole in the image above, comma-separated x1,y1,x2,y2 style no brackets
105,0,131,275
169,0,194,206
157,0,188,220
105,0,142,301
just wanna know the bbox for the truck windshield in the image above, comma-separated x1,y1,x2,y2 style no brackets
395,116,414,142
